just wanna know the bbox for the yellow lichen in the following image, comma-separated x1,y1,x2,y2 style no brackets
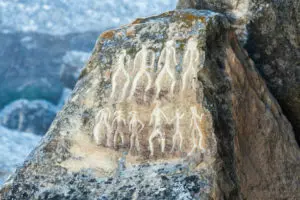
132,18,143,25
101,30,115,39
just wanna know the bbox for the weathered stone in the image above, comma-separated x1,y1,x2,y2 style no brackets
177,0,300,144
1,9,299,200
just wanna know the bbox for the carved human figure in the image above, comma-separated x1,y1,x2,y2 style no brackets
112,110,127,148
110,50,131,101
188,106,205,155
155,40,178,98
148,101,169,156
93,107,113,147
128,45,155,99
181,38,202,93
128,111,145,153
170,109,185,153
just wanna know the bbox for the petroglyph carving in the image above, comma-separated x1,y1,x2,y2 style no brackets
155,40,178,98
129,45,155,99
170,109,185,152
189,106,204,155
149,101,169,156
110,50,131,101
181,38,202,92
112,110,127,148
93,38,210,158
93,108,113,147
128,111,144,153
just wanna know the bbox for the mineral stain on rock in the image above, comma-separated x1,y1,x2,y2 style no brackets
1,9,300,200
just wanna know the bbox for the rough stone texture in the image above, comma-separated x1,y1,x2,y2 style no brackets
177,0,300,144
1,9,299,200
0,99,57,135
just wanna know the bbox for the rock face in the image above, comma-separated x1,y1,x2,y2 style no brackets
0,100,57,135
1,9,299,200
177,0,300,144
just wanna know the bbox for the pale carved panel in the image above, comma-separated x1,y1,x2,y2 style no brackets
92,13,215,159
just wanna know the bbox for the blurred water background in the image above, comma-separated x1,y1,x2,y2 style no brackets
0,0,176,185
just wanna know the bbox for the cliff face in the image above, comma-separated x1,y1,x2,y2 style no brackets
1,9,299,200
177,0,300,145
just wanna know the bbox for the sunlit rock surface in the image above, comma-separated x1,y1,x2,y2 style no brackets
1,9,299,200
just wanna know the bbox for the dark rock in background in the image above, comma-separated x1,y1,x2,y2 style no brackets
0,99,57,135
60,51,91,89
0,31,98,109
177,0,300,144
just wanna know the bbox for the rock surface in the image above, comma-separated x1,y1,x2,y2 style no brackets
177,0,300,144
1,9,299,200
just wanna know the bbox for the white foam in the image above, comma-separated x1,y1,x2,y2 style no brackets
0,125,41,185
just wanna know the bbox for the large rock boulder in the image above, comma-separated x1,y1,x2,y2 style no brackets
1,9,299,199
177,0,300,144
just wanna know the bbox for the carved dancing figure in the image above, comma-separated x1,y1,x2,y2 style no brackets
110,50,131,101
93,107,112,147
181,38,202,92
128,111,145,153
170,109,185,152
148,101,169,156
155,40,178,98
112,110,127,148
128,45,155,99
188,106,205,156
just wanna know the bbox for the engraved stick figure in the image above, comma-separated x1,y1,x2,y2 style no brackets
170,109,185,153
112,110,127,148
181,38,202,92
155,40,178,98
93,108,112,146
188,106,205,155
128,111,144,153
128,45,155,99
110,50,131,101
148,101,169,156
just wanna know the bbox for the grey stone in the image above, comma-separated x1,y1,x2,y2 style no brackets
177,0,300,144
1,9,299,200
